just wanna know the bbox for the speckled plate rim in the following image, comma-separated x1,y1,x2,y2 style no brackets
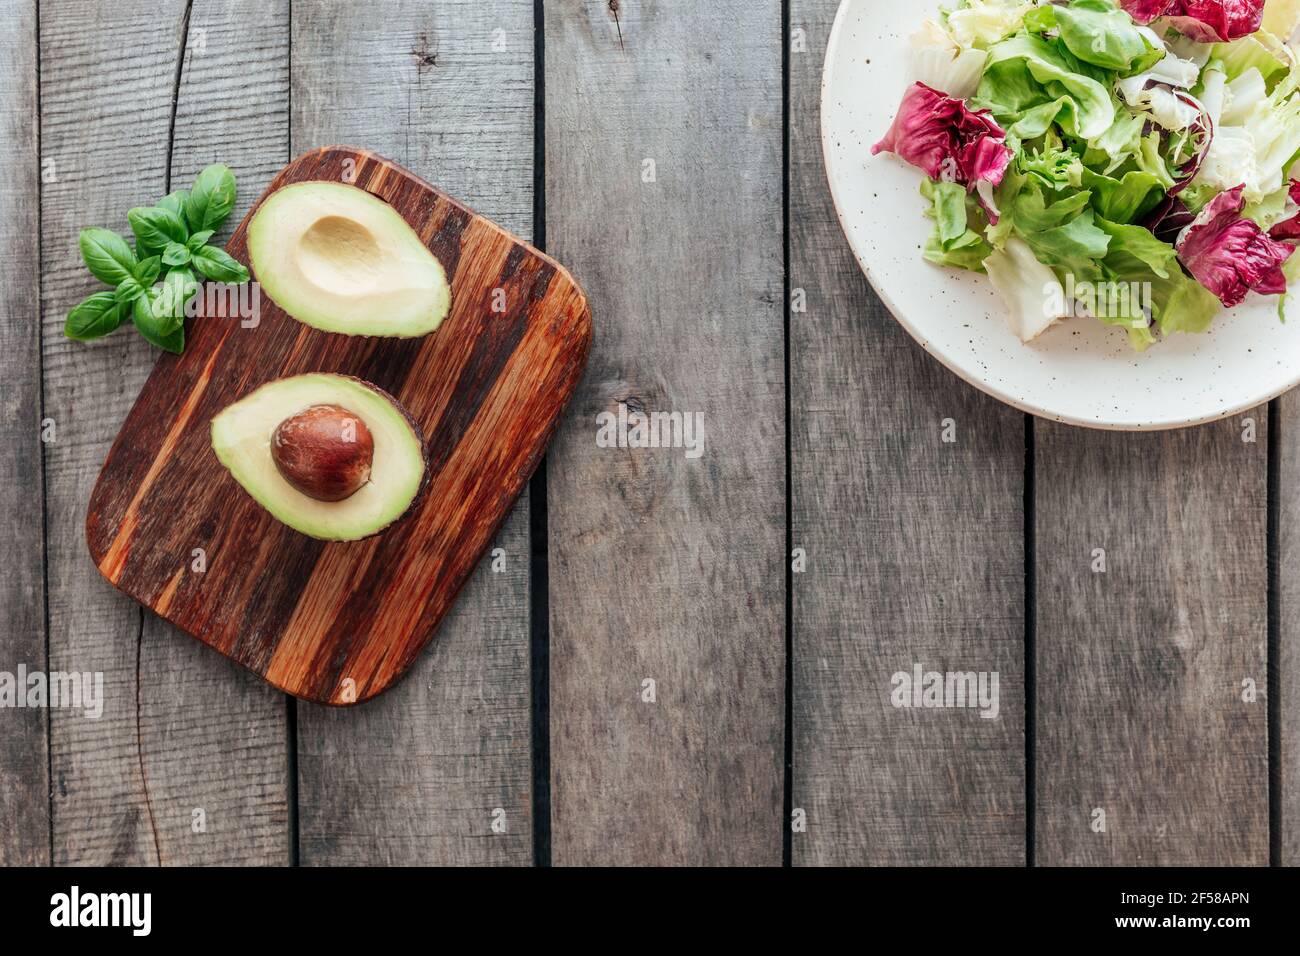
819,0,1300,431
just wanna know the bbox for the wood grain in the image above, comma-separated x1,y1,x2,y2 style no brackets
39,0,229,867
0,0,47,866
40,0,291,867
1281,393,1300,866
545,0,786,865
789,0,1027,866
288,0,540,866
131,0,293,866
1035,418,1268,864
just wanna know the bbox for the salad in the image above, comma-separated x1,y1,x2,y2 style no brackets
872,0,1300,348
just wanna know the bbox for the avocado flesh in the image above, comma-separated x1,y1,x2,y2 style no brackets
246,181,451,337
211,373,426,541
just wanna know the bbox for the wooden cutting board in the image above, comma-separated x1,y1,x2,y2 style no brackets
86,146,590,705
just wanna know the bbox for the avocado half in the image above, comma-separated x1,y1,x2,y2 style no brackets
246,181,451,337
211,373,428,541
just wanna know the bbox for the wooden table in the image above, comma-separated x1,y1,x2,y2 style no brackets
1,0,1293,867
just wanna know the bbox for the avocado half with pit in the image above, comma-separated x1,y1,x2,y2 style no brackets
246,181,451,337
211,373,427,541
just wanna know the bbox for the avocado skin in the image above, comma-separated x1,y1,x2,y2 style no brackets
245,180,452,338
331,375,430,540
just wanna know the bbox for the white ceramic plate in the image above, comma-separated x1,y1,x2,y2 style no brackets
821,0,1300,429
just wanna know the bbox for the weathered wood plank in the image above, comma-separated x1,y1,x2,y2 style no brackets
1281,394,1300,866
788,0,1026,866
135,0,293,865
291,0,535,865
41,0,200,867
1035,417,1268,864
40,0,289,865
545,0,786,866
0,0,47,866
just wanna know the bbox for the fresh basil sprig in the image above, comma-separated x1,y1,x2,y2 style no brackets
192,245,249,282
64,291,129,341
185,164,238,234
79,228,138,286
127,206,188,254
64,163,250,353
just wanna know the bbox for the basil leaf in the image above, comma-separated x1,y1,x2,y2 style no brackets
192,245,249,283
159,267,199,319
134,255,161,286
114,275,146,303
79,228,137,285
128,206,189,254
162,241,192,266
185,164,237,233
64,290,127,341
185,229,215,251
157,189,189,219
166,264,198,293
132,289,184,353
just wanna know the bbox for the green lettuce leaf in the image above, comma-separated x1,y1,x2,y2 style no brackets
1244,182,1297,230
920,179,993,271
1278,250,1300,321
1053,0,1162,74
1022,208,1111,269
1151,271,1221,336
1095,217,1177,279
1088,109,1146,173
1135,130,1178,191
976,33,1117,140
1080,168,1167,223
946,0,1033,49
1211,35,1286,84
992,174,1111,272
982,236,1067,341
1018,134,1084,190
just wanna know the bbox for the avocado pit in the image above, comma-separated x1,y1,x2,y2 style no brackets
271,404,374,502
